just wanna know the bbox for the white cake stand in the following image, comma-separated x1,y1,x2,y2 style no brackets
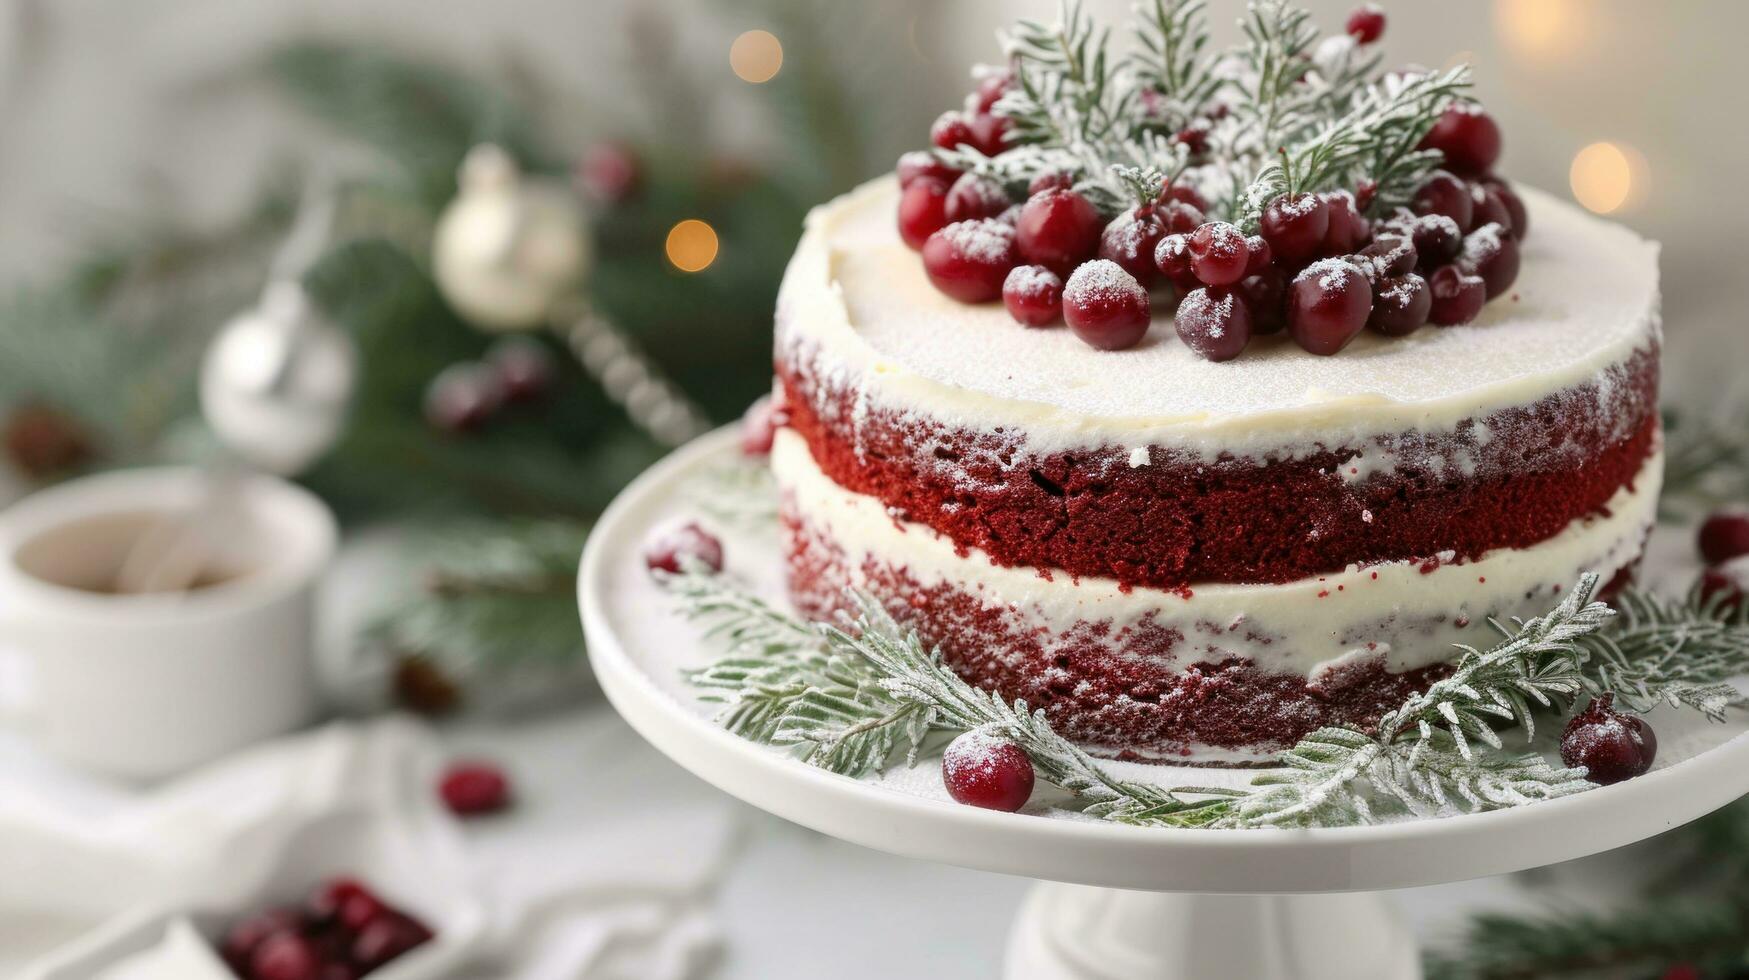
581,430,1749,980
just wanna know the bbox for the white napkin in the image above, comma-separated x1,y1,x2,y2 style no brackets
1,715,738,980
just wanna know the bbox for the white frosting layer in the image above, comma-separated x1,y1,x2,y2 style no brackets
777,176,1660,458
774,430,1661,679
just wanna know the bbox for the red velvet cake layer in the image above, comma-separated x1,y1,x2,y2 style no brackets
778,343,1658,591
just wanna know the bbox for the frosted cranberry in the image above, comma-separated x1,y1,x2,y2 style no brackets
1028,172,1075,195
1289,258,1372,355
1172,123,1210,157
221,908,300,968
251,933,321,980
970,113,1013,156
1470,182,1513,235
1186,222,1251,287
1420,104,1502,175
944,172,1011,222
1560,694,1656,786
351,913,434,971
1412,171,1474,231
1153,233,1191,279
1392,213,1461,269
973,70,1012,113
1176,287,1253,362
424,363,504,434
1359,234,1416,278
1459,223,1519,299
740,394,783,456
1426,265,1487,325
645,522,724,576
1098,207,1168,285
1015,189,1101,271
1158,199,1204,234
1243,235,1272,276
488,337,555,404
1003,265,1065,327
1346,4,1385,43
1063,260,1151,351
897,176,951,250
922,219,1017,303
439,760,512,816
1321,191,1370,254
1701,566,1748,614
1698,509,1749,565
930,111,976,151
1237,267,1288,335
897,151,959,189
1487,178,1529,239
941,731,1035,811
1159,183,1209,213
1262,192,1330,262
1368,274,1431,336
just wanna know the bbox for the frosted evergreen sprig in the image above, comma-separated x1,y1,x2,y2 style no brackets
1577,586,1749,720
1129,0,1223,130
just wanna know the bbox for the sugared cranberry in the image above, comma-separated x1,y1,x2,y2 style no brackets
1172,123,1210,157
973,70,1012,113
1289,258,1372,355
251,933,321,980
221,908,301,968
996,203,1023,227
1699,508,1749,565
1262,192,1331,262
1015,189,1101,272
1158,198,1205,234
740,394,783,456
1459,223,1519,299
439,760,512,816
1469,182,1513,235
1003,265,1065,327
1063,260,1151,351
1153,233,1191,279
970,113,1013,156
1098,207,1168,285
351,913,434,971
1184,222,1251,287
1159,182,1209,213
576,142,642,204
487,337,555,404
1412,171,1474,231
922,219,1017,303
1321,190,1370,254
1486,178,1529,239
424,363,504,434
1346,4,1386,43
1176,287,1253,362
1560,694,1657,786
1391,213,1461,269
897,176,951,250
1368,274,1432,336
644,522,724,576
1420,104,1503,175
1028,171,1076,195
930,111,976,151
1359,234,1417,278
897,151,959,189
1701,565,1748,614
944,173,1011,223
941,730,1035,812
1237,267,1289,335
1354,178,1380,212
1426,265,1487,325
1243,235,1272,276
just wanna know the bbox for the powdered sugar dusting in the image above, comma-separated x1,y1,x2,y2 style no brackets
1064,258,1146,306
1005,263,1062,300
939,218,1014,264
1298,257,1361,292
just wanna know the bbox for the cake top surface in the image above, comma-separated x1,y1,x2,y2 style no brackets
783,176,1658,448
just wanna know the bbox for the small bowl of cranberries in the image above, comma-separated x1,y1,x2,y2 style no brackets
214,876,438,980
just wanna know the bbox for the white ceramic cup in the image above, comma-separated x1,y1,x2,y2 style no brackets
0,467,337,780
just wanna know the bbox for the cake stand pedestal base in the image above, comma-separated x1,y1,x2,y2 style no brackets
1004,884,1419,980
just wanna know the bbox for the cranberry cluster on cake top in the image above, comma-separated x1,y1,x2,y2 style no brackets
894,0,1527,361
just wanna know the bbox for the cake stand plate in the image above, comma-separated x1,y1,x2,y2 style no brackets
581,429,1749,979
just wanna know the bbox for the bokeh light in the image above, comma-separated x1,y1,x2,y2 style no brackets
730,30,783,84
665,220,720,273
1569,142,1641,214
1494,0,1581,59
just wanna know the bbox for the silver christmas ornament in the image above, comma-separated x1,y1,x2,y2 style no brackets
433,144,592,332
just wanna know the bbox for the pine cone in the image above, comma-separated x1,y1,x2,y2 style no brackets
3,403,94,479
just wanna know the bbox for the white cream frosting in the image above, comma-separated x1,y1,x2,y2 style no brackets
776,176,1660,459
774,429,1661,679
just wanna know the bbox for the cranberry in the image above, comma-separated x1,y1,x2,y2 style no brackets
1063,260,1151,351
576,142,642,204
1389,213,1461,269
351,913,434,971
740,393,784,456
1176,287,1253,362
1243,235,1272,276
1003,265,1065,327
1158,198,1204,234
1458,223,1519,299
1701,565,1748,614
923,219,1017,303
1346,4,1386,43
644,522,724,576
1368,274,1432,336
221,907,301,968
1698,508,1749,565
944,173,1011,223
973,70,1012,113
1321,190,1370,254
1159,183,1209,213
1184,222,1250,287
1153,233,1191,279
1426,265,1487,325
251,933,321,980
1237,267,1289,335
1098,207,1168,285
930,110,976,151
1560,694,1657,786
1172,122,1210,157
1412,171,1474,231
897,151,959,189
424,363,504,434
897,176,951,250
1661,966,1702,980
307,878,381,929
970,113,1013,156
1027,171,1076,196
941,730,1035,811
1469,182,1513,235
1288,258,1372,355
1354,178,1380,212
319,965,361,980
1359,234,1417,278
439,760,512,816
487,337,555,404
1015,189,1101,272
1261,192,1330,262
1420,104,1503,175
1486,178,1529,239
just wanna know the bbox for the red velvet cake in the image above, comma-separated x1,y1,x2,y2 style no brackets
765,4,1662,760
